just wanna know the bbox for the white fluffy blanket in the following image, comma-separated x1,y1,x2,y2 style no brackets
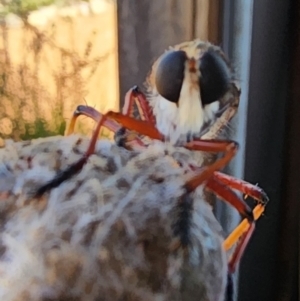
0,135,227,301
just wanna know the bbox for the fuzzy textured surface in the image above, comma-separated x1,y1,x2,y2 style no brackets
0,135,227,301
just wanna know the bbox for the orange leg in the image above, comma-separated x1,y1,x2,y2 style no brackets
227,223,255,273
184,139,238,192
104,111,162,142
115,86,157,148
213,171,269,204
122,87,136,117
66,105,121,135
192,177,254,273
205,175,253,220
67,86,156,136
210,172,268,255
122,86,156,124
183,138,268,272
224,204,265,251
66,104,147,150
213,171,268,258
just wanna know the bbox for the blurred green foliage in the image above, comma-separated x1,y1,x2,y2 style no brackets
0,0,56,17
0,0,108,141
21,119,66,140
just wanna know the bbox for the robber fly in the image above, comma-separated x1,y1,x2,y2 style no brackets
34,40,269,301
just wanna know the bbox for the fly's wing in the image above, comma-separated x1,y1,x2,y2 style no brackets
0,135,226,301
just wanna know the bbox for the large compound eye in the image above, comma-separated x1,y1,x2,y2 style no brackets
199,50,231,105
155,50,187,103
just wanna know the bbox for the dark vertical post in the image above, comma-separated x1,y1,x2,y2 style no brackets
236,1,293,301
116,0,194,104
277,0,300,300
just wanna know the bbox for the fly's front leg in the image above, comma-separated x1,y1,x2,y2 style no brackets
66,105,121,136
116,86,157,148
66,105,147,151
66,86,157,150
123,86,156,124
66,85,154,136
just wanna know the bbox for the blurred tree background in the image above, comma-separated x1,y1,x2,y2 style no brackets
0,0,118,143
0,0,55,15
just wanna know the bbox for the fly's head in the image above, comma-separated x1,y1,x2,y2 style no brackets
147,40,240,144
